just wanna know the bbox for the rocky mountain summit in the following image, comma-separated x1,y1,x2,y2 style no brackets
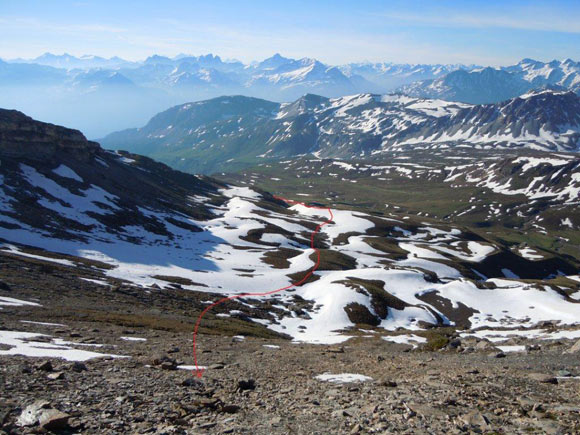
0,109,99,161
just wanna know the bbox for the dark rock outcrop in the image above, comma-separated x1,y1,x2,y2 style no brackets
0,109,100,161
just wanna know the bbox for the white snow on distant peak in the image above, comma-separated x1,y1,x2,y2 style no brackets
330,94,376,117
315,373,373,383
406,99,470,118
380,94,416,104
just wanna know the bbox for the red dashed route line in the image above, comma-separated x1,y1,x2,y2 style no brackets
192,195,334,377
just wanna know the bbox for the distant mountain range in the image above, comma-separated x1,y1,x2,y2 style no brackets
6,52,464,94
398,59,580,104
2,53,580,138
9,52,139,69
100,90,580,174
340,62,473,92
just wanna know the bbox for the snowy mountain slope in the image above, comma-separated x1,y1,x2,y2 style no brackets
505,58,580,94
397,67,533,104
224,149,580,258
439,153,580,230
2,110,580,344
101,90,580,174
247,58,362,100
102,95,281,162
389,90,580,151
5,53,470,97
101,93,470,172
398,59,580,104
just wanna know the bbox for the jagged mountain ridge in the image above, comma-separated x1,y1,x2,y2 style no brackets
101,91,580,174
4,53,580,138
398,67,533,104
505,58,580,91
388,90,580,151
11,52,138,69
6,52,469,94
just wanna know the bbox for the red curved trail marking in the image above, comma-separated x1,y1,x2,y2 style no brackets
192,195,334,377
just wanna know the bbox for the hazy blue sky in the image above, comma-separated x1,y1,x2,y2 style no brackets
1,0,579,65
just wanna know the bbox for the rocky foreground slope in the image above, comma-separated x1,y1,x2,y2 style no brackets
398,58,580,104
2,281,580,434
1,111,580,433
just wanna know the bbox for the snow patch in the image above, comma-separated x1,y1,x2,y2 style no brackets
0,296,41,308
315,373,373,383
52,165,83,182
0,330,126,361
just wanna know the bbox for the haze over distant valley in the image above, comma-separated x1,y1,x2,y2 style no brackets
2,52,580,138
